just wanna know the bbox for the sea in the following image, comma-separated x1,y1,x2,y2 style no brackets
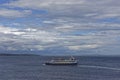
0,56,120,80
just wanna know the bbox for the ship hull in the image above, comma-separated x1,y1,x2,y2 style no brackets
45,62,78,65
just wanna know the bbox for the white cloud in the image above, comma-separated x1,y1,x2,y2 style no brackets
0,26,25,35
0,8,31,18
52,22,120,34
68,44,100,51
0,26,60,51
43,21,54,24
4,0,120,19
0,24,119,54
0,0,120,55
55,25,74,32
25,28,37,32
4,0,85,9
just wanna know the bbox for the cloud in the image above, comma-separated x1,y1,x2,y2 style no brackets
68,44,100,50
0,26,60,51
0,8,31,18
0,25,25,35
4,0,120,20
0,23,119,55
0,0,120,55
4,0,85,9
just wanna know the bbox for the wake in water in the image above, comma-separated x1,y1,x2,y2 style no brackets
78,65,120,71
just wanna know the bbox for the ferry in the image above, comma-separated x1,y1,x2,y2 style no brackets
45,57,78,65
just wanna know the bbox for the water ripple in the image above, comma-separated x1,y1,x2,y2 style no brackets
78,65,120,71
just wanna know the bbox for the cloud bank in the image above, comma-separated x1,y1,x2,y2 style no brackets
0,0,119,55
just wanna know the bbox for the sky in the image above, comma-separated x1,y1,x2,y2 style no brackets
0,0,120,55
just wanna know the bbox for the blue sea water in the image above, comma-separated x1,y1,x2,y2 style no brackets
0,56,120,80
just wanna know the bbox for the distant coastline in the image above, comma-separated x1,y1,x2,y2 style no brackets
0,53,120,57
0,53,39,56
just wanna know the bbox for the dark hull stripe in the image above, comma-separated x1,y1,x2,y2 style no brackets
45,62,78,65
